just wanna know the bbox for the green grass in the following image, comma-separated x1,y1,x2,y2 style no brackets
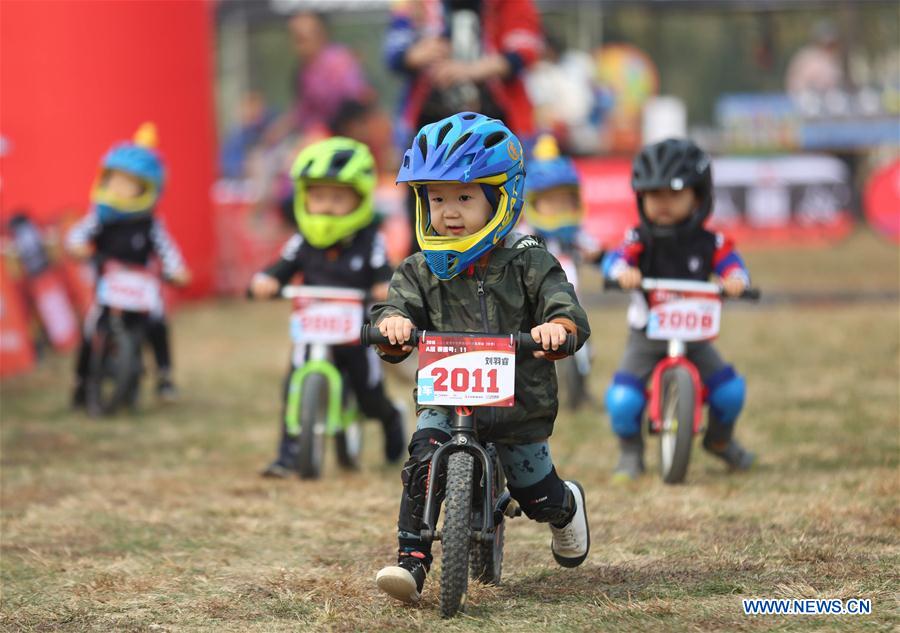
1,228,898,631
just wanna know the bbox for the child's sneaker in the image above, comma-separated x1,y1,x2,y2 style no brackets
71,381,86,409
612,435,645,482
704,438,755,471
376,551,427,603
383,402,408,463
261,438,299,478
156,373,179,403
550,481,590,568
260,459,295,479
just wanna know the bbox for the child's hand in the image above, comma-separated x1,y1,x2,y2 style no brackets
250,273,280,299
530,322,569,359
170,269,192,287
616,266,643,290
378,315,415,351
68,243,92,259
722,275,747,298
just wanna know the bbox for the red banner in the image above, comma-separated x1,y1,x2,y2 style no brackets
0,0,218,297
864,160,900,244
0,267,36,377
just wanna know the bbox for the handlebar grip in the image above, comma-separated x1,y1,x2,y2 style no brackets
360,325,421,347
603,278,623,291
515,332,577,357
740,288,761,301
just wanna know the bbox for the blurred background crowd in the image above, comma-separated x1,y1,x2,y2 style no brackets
1,0,898,379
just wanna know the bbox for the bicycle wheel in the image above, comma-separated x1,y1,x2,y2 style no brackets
335,421,362,471
297,373,328,479
470,449,504,585
440,451,474,618
86,319,140,417
658,366,696,484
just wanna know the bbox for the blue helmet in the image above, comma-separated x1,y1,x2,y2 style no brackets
524,135,583,242
527,156,580,193
92,123,165,223
397,112,526,280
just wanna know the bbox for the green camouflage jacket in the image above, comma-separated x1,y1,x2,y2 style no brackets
370,233,591,444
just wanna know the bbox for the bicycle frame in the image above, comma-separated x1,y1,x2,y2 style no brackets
641,279,723,435
284,342,356,438
646,349,706,434
282,283,366,438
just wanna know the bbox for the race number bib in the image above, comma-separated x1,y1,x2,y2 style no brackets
646,292,721,342
417,334,516,407
290,301,363,345
96,270,161,313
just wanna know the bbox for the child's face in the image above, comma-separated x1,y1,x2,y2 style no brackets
103,170,144,200
643,188,697,226
532,186,580,217
427,182,493,237
305,183,361,216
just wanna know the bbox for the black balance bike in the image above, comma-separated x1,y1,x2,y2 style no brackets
361,325,575,617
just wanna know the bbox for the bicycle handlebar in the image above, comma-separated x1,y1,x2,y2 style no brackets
603,278,761,301
246,284,368,302
360,325,577,357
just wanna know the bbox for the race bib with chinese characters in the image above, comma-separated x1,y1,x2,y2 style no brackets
417,333,516,407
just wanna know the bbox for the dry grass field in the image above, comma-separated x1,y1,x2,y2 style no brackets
2,229,897,632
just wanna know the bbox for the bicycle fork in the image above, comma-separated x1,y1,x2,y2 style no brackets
418,406,512,545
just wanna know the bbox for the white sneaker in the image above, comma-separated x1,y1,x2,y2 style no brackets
375,554,427,604
549,480,590,568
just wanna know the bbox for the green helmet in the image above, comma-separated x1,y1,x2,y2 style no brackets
290,136,376,248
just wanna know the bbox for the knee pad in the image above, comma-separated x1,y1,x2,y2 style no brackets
508,467,573,524
398,428,450,531
706,367,745,425
606,373,646,438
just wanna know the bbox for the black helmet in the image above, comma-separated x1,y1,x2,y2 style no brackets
631,138,713,239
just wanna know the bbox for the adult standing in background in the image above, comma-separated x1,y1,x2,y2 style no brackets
384,0,543,253
785,19,846,96
265,11,373,145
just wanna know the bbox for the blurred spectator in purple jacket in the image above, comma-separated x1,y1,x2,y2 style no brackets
265,12,373,145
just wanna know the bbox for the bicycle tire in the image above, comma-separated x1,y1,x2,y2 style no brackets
658,366,696,484
297,373,328,479
470,448,504,585
86,319,140,417
440,451,474,618
334,422,362,471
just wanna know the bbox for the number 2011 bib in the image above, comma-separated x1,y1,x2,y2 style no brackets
416,334,516,407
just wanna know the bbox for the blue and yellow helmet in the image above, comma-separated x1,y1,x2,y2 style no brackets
92,122,165,224
524,134,582,242
397,112,525,280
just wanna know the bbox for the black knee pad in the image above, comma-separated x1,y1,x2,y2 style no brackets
398,428,450,532
508,467,574,524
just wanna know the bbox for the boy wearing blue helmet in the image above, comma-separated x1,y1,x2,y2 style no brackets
67,124,190,405
370,112,591,604
524,135,602,409
524,135,600,262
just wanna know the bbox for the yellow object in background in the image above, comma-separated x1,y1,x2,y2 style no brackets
134,122,159,149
